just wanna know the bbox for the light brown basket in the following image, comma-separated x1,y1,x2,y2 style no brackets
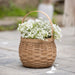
19,11,56,68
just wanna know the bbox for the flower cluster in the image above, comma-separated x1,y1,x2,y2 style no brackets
18,18,62,40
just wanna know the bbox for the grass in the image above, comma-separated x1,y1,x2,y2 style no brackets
0,20,21,31
0,7,37,18
0,25,17,31
0,4,37,18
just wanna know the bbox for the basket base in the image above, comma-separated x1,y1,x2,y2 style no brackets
22,64,53,68
22,62,54,68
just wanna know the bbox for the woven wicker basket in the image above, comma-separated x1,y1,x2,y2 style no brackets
19,11,56,68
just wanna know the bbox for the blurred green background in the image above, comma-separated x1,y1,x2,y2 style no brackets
0,0,64,31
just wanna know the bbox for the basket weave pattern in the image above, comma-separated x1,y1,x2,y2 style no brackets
19,11,56,68
19,38,56,68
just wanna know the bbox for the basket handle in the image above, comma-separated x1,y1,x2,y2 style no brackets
22,11,53,39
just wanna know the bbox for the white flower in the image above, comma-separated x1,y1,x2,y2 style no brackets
17,18,62,40
35,19,41,22
27,19,34,23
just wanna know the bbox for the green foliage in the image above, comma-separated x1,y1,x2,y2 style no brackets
0,25,17,31
0,20,21,31
54,8,63,14
52,17,56,24
39,0,42,3
0,2,37,18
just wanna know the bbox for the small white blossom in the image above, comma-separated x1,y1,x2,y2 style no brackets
17,18,62,40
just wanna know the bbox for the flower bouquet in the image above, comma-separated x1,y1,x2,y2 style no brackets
18,11,62,68
18,18,61,40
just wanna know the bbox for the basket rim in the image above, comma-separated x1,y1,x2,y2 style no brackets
21,37,54,43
